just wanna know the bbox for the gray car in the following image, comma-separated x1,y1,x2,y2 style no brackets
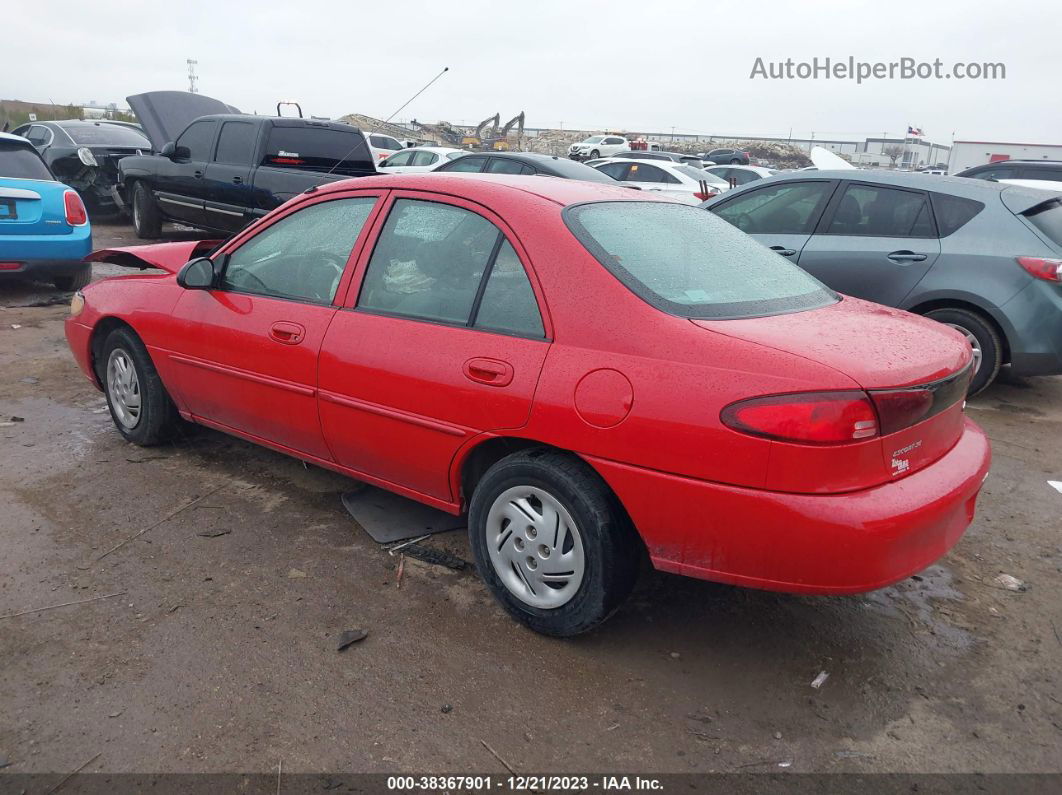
701,170,1062,393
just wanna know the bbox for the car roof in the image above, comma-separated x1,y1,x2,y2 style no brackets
0,131,33,145
763,168,1021,197
313,172,664,207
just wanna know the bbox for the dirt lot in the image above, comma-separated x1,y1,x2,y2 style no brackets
1,221,1061,778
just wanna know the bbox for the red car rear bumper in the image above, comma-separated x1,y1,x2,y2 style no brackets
588,416,991,594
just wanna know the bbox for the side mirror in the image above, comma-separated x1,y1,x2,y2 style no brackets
160,141,176,158
176,257,216,290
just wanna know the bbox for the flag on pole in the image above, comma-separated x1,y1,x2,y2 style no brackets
907,126,924,137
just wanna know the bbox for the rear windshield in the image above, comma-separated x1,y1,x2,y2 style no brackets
1024,198,1062,247
0,142,53,180
62,123,150,147
262,126,375,175
564,201,837,319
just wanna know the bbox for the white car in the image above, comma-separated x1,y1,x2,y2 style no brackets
592,158,731,204
704,164,777,187
379,146,466,173
364,132,405,164
568,135,630,161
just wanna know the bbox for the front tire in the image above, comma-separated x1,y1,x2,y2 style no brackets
53,264,91,291
100,327,179,445
130,181,162,239
589,149,600,159
924,307,1002,395
468,449,640,636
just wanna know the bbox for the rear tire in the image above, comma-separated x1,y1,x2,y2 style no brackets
730,157,742,164
924,307,1002,395
53,264,91,291
131,181,162,240
468,449,640,636
99,327,179,445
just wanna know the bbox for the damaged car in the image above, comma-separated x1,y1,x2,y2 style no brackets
71,173,990,636
12,120,151,217
117,91,376,238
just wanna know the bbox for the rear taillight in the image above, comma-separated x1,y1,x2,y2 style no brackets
64,190,88,226
1016,256,1062,282
867,389,935,435
721,391,878,445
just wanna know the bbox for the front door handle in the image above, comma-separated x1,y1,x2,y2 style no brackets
770,245,797,257
193,170,204,178
463,357,514,387
269,321,305,345
232,176,243,184
888,250,928,263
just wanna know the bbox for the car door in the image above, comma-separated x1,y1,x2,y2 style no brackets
317,193,550,503
154,119,217,227
797,181,941,305
710,179,836,260
166,192,384,459
202,119,259,232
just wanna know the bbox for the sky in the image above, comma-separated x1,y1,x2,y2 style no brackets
6,0,1060,145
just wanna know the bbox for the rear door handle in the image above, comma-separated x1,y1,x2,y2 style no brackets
888,250,928,263
463,357,514,387
770,245,797,257
193,170,204,178
269,321,305,345
232,176,243,184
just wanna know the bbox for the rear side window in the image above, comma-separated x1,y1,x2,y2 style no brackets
382,151,414,167
713,181,832,235
0,142,53,180
411,151,437,166
1024,199,1062,247
596,162,628,180
370,135,402,151
441,156,487,173
487,158,533,175
214,121,257,165
262,126,374,175
474,241,545,337
566,201,836,319
825,184,933,237
930,193,984,237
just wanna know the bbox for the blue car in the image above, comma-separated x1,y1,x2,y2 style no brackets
0,131,92,290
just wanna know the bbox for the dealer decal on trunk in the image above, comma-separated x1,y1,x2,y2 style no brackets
891,440,923,476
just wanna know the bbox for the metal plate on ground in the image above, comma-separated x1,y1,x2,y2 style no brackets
341,487,464,543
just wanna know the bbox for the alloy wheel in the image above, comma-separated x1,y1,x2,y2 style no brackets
945,323,983,374
485,485,585,609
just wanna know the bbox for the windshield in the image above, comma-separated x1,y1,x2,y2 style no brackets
62,123,150,147
564,201,837,319
0,142,53,180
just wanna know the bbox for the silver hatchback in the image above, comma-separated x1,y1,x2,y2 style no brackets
702,171,1062,393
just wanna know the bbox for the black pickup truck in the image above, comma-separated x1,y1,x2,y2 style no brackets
118,91,376,238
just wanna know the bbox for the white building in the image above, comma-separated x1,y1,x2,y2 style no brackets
947,140,1062,174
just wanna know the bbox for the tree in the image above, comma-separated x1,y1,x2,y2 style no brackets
883,144,905,168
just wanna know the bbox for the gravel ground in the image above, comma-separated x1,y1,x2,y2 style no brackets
1,221,1060,778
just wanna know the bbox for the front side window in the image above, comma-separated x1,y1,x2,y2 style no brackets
381,151,414,167
176,120,217,161
566,201,836,319
826,184,933,237
625,163,676,184
441,155,487,173
358,199,544,337
596,162,628,180
487,158,533,175
26,126,52,146
221,198,376,304
713,181,832,235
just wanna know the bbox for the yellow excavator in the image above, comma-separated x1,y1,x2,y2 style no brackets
486,112,525,151
462,113,499,148
462,111,526,150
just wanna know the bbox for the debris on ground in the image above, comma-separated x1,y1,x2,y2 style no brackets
993,574,1027,592
481,739,517,775
0,591,127,621
396,554,405,589
0,756,10,769
1047,480,1062,494
10,416,25,422
811,671,830,689
196,528,231,538
287,568,307,579
19,376,39,384
400,544,469,571
441,704,453,714
336,629,368,652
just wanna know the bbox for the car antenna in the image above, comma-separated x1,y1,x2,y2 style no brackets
323,66,450,177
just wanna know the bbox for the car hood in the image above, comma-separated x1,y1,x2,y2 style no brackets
85,240,223,273
126,91,241,150
691,296,971,389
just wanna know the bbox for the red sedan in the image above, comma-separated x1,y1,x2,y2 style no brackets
68,174,991,636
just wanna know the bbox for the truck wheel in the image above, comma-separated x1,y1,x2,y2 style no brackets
468,449,641,637
131,181,162,239
53,264,92,291
100,326,179,445
925,307,1002,396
